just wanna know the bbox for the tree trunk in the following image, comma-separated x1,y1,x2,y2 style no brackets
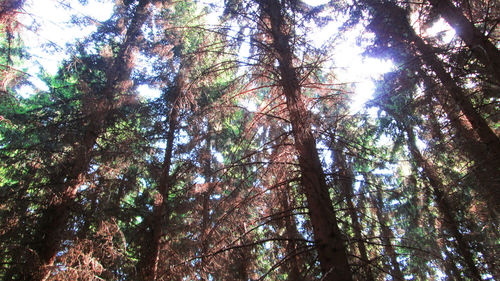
198,132,216,280
370,181,405,281
404,125,482,280
333,149,375,281
136,69,186,281
428,0,500,85
24,1,153,279
257,1,352,280
280,185,303,281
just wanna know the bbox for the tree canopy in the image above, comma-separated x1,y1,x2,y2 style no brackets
0,0,498,280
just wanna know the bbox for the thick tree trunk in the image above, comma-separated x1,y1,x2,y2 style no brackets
257,1,352,280
334,149,375,281
428,0,500,85
23,1,153,279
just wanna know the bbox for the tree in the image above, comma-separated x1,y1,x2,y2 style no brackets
0,0,498,279
428,0,500,85
364,0,500,217
0,1,156,279
249,0,353,279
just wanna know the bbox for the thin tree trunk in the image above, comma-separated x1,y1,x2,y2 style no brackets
428,0,500,85
137,69,186,281
370,181,405,281
257,1,352,280
198,132,216,280
404,125,482,280
334,149,375,281
24,1,153,279
280,185,303,281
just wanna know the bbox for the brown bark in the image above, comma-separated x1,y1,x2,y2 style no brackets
368,0,500,216
404,125,482,280
23,1,154,279
257,1,352,280
136,69,186,281
370,182,405,281
334,149,375,281
428,0,500,85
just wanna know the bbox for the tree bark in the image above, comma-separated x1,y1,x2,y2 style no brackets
428,0,500,85
367,0,500,217
404,125,482,280
333,149,375,281
136,68,186,281
257,1,352,280
22,1,153,279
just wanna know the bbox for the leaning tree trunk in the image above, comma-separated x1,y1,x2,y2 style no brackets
25,1,153,280
403,124,483,280
367,0,500,217
428,0,500,85
256,1,352,280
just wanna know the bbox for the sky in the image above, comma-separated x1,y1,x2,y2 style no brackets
17,0,452,113
17,0,115,96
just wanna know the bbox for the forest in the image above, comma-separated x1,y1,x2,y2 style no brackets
0,0,499,280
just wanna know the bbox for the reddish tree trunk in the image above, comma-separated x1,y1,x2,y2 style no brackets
334,149,375,281
257,1,352,280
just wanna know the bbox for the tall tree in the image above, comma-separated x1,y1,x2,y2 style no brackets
249,0,353,279
6,1,157,279
364,0,500,216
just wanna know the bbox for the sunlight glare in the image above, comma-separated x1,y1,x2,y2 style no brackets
303,0,330,6
424,18,456,44
138,85,162,100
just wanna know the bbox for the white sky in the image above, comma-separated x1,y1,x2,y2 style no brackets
18,0,114,96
